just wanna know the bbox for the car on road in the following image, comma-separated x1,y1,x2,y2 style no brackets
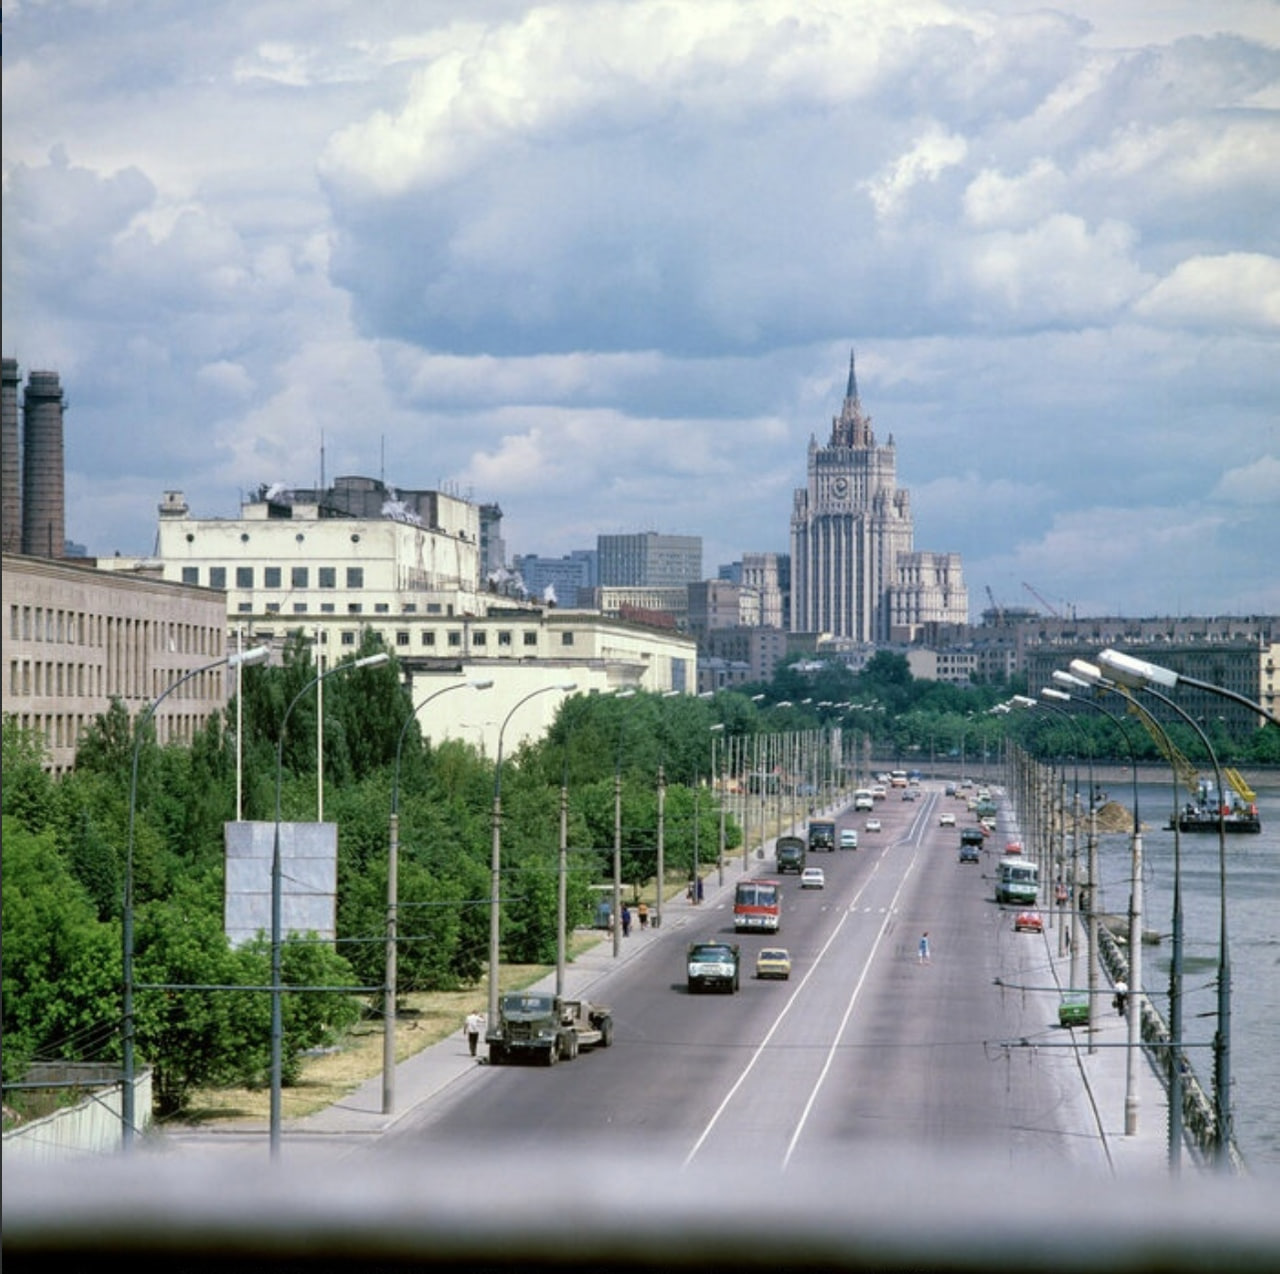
939,812,956,827
755,948,792,980
801,866,826,889
865,817,882,833
1014,910,1044,933
959,842,980,863
1004,840,1024,856
839,828,859,849
1058,993,1089,1027
901,789,917,801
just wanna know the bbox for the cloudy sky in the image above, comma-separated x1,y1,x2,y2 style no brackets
4,0,1278,619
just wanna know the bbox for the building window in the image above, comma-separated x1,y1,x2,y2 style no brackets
396,631,410,647
472,631,487,647
427,603,442,614
421,632,436,647
237,602,253,613
264,567,281,589
524,632,538,647
292,566,309,589
561,632,574,646
375,603,390,614
348,603,363,614
320,603,335,614
498,631,512,647
447,631,461,647
402,604,417,614
341,630,356,646
182,567,199,585
266,603,281,613
236,567,254,589
209,566,227,589
346,567,364,589
319,567,336,589
293,603,308,614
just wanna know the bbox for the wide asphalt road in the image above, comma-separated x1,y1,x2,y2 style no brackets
382,784,1105,1173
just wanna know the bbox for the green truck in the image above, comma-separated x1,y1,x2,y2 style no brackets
808,820,836,853
487,991,613,1066
776,834,806,874
686,942,741,994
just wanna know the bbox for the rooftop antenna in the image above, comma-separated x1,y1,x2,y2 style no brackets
319,429,326,494
380,435,385,487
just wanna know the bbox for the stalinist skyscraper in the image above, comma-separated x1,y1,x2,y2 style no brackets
790,350,966,643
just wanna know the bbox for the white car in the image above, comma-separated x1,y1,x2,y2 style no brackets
865,818,882,833
939,812,956,827
840,828,859,849
800,866,826,889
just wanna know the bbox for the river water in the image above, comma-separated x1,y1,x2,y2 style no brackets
1087,775,1279,1175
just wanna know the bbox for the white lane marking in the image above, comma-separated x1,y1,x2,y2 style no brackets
682,815,934,1169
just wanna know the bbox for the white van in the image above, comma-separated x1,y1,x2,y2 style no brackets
853,789,874,812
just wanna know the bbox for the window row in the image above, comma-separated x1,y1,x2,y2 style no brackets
9,605,218,656
181,565,366,590
10,658,226,703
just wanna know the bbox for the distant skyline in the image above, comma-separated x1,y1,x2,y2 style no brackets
3,2,1277,618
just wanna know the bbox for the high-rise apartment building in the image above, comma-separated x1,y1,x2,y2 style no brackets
790,351,966,642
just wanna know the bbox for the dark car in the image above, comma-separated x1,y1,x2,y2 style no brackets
959,842,980,863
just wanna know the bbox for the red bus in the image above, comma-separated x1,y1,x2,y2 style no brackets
734,878,781,933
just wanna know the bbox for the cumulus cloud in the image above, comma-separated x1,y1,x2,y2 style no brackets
1135,254,1280,330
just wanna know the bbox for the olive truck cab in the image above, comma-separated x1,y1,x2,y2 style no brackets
487,991,614,1066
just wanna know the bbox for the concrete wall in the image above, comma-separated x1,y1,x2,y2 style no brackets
2,1067,152,1162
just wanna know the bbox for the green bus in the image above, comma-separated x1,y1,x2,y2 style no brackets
995,858,1039,905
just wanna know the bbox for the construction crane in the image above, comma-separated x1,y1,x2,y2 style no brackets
1023,581,1065,618
985,584,1003,624
1122,692,1200,795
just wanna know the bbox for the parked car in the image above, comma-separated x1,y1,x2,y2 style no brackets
939,812,956,827
1014,910,1044,933
839,828,859,850
755,948,792,980
800,866,826,889
865,818,882,833
1058,994,1089,1027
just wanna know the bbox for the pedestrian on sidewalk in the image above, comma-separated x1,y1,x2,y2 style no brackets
637,901,649,930
1112,981,1128,1017
918,932,931,964
621,904,632,937
465,1010,484,1057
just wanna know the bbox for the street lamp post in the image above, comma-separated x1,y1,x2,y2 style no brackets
385,677,492,1114
710,723,726,886
1047,681,1146,1136
1070,658,1188,1170
1088,654,1234,1170
488,682,577,1027
122,644,270,1149
271,650,390,1158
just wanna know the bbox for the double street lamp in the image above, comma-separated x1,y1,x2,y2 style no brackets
1098,648,1280,728
122,644,271,1149
271,650,390,1157
384,677,493,1114
488,683,576,1027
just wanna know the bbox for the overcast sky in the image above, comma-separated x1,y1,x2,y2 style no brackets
4,1,1277,620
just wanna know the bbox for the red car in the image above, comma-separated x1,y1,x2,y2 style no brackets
1014,911,1043,934
1004,841,1024,855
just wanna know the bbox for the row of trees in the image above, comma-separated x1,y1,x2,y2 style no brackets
4,639,1272,1117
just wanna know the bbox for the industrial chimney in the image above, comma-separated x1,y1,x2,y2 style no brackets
21,369,66,559
1,358,20,554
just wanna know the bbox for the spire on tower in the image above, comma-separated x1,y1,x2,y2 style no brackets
830,346,873,448
846,348,859,405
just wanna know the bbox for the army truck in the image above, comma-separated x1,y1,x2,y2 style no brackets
487,990,613,1066
686,941,741,994
807,819,836,853
775,834,806,874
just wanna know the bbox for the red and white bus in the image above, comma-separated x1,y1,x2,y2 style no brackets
734,878,781,933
